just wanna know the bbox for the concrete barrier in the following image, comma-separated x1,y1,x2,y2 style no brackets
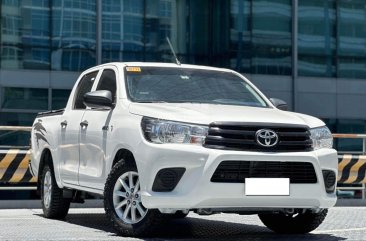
0,149,37,184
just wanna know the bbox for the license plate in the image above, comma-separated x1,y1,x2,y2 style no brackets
245,178,290,196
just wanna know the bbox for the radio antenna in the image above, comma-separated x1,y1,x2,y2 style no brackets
166,37,181,65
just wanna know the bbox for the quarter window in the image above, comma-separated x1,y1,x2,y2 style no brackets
96,69,117,103
73,71,98,109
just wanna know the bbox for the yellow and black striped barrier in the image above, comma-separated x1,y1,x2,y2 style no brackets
0,149,37,183
0,149,366,185
338,154,366,184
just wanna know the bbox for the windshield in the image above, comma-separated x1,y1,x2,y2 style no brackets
125,67,268,108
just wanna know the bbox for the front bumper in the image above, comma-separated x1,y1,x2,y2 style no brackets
136,142,338,210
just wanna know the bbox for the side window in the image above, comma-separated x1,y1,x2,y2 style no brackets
96,69,117,103
73,71,98,109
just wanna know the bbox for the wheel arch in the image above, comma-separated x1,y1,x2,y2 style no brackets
37,148,62,191
112,148,137,169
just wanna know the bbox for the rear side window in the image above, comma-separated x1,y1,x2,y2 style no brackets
96,69,117,103
73,71,98,109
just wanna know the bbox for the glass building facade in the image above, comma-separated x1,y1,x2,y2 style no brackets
1,0,366,151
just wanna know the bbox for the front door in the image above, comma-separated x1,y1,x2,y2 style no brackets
78,69,117,189
78,110,113,189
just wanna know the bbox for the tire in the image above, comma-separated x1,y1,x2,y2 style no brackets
104,159,165,237
258,209,328,234
41,165,71,219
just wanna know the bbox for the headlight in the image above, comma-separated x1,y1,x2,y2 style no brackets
310,126,333,150
141,117,208,145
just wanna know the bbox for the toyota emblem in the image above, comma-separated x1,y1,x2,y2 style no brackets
255,129,279,147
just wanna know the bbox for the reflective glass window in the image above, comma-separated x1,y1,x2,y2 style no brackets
230,0,292,75
230,0,251,73
101,0,193,64
298,0,336,77
52,89,71,110
1,0,50,69
0,112,36,126
102,0,144,62
178,0,230,66
51,0,96,71
252,0,292,75
334,119,365,152
2,87,48,110
338,0,366,79
0,112,35,147
145,0,179,62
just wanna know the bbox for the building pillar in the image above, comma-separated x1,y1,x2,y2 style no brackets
96,0,102,65
292,0,298,112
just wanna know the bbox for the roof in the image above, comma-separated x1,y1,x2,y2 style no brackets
87,62,234,73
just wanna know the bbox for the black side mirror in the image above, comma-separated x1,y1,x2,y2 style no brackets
270,98,288,111
84,90,113,109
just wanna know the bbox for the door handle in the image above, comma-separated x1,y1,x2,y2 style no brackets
80,120,89,128
60,120,67,128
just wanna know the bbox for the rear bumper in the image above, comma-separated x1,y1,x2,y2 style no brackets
137,142,338,210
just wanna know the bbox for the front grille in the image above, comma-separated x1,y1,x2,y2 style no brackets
203,122,313,152
211,161,317,184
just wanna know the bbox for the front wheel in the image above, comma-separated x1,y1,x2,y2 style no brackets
104,160,165,237
258,209,328,234
41,165,71,219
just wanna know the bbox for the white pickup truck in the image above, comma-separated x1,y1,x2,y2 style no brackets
30,62,337,236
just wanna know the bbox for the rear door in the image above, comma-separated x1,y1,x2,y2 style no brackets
59,70,99,185
78,68,118,189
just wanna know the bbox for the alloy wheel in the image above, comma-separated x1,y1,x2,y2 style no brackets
43,170,52,209
113,171,148,224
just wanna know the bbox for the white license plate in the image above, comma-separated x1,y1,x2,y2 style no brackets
245,178,290,196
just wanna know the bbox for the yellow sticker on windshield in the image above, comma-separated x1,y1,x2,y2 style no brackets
126,67,141,72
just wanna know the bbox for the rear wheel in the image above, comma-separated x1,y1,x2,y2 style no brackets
41,165,71,219
104,160,165,236
258,209,328,234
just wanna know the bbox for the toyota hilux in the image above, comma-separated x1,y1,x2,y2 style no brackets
30,62,337,236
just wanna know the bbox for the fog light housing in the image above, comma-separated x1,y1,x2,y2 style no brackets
152,168,186,192
322,170,336,193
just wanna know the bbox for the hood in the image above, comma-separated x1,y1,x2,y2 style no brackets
128,103,325,128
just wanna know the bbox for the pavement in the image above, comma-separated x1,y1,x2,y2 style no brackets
0,207,365,240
